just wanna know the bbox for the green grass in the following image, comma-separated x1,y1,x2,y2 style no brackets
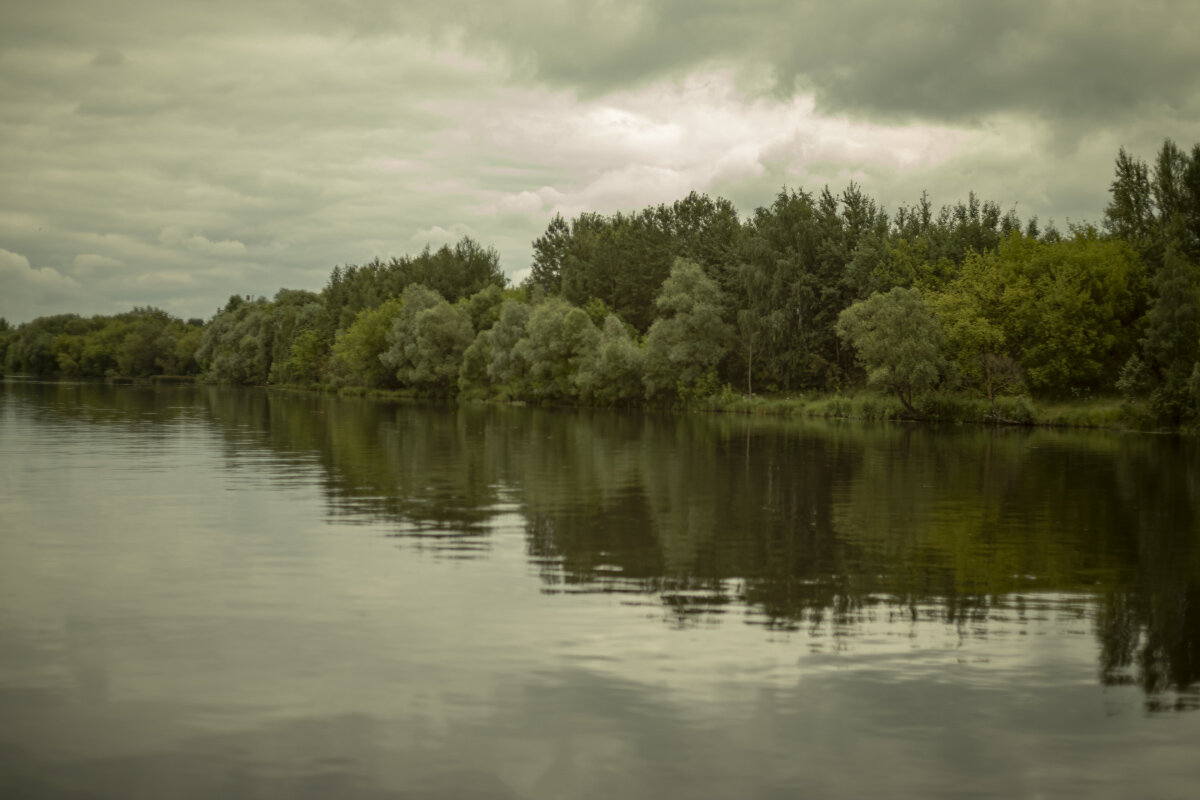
276,378,1190,433
1035,397,1126,429
691,390,907,421
694,389,1159,431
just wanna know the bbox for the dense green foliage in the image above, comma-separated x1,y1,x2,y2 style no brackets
643,259,732,400
836,287,946,413
929,231,1144,399
530,192,741,331
4,140,1198,426
324,237,506,331
1,308,202,379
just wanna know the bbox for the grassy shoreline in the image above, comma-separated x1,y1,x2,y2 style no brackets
692,390,1137,429
4,372,1185,433
274,381,1183,434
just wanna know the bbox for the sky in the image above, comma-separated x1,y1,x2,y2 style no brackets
1,0,1197,323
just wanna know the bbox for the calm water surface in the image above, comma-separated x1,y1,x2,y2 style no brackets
1,379,1198,798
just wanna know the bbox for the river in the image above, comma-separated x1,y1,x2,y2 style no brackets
1,379,1198,798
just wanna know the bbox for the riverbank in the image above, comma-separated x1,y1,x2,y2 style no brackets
272,380,1178,433
693,390,1139,429
2,373,198,385
697,390,1178,432
8,373,1168,432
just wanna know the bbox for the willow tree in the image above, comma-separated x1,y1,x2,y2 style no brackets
643,258,732,400
836,287,946,415
513,297,600,401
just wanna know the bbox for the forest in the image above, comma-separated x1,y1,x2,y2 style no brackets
2,140,1199,426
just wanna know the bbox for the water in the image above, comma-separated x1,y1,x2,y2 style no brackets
1,379,1198,798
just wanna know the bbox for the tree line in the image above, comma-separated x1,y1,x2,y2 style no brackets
2,139,1198,423
0,308,203,380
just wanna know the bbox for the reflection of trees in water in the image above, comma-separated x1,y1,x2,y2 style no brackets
1098,588,1200,711
6,379,200,437
199,390,516,556
515,414,865,628
511,412,1200,706
1098,438,1200,710
17,378,1200,706
196,389,1196,706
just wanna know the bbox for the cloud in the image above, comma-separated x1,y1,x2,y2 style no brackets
448,72,969,222
12,2,1197,127
133,271,196,287
181,235,247,257
408,224,478,251
90,48,126,68
0,249,82,320
184,0,1187,139
0,249,77,290
492,190,546,218
448,1,1200,131
0,1,1192,322
71,253,126,276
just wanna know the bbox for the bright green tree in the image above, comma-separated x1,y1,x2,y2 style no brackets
328,297,404,388
929,250,1026,403
933,232,1143,397
1004,230,1143,393
266,290,327,384
283,329,327,385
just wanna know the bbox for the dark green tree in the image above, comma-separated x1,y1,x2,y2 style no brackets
737,188,840,389
1140,234,1200,423
529,213,570,294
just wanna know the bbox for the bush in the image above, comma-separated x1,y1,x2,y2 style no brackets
915,392,988,423
991,395,1036,424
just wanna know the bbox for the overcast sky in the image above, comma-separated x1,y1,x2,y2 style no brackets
2,0,1197,323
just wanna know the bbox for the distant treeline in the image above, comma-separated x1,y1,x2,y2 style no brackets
2,139,1198,423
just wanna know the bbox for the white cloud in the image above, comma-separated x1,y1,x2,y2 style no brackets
447,71,970,223
554,165,694,218
0,249,82,320
407,224,478,251
181,235,248,257
493,190,546,217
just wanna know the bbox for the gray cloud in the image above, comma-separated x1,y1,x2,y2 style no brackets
10,1,1197,126
771,2,1199,126
0,249,83,320
0,0,1193,323
388,0,1200,133
90,48,126,68
0,21,504,320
